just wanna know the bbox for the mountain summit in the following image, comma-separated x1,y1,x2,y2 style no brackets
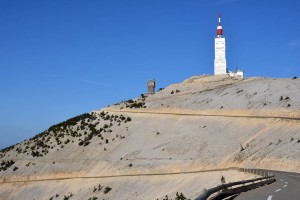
1,75,300,199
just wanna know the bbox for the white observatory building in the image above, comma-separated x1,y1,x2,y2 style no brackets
214,13,244,78
214,13,227,75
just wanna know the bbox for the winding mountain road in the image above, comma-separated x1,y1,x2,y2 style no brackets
103,108,300,121
235,170,300,200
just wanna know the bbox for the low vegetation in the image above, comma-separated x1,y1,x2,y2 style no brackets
157,192,189,200
103,187,112,194
279,96,291,101
0,160,15,171
240,144,245,152
63,192,73,200
124,99,146,108
170,89,180,94
88,197,98,200
46,184,111,200
0,111,132,171
121,95,148,109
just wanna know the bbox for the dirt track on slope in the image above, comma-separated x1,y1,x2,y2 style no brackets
102,108,300,121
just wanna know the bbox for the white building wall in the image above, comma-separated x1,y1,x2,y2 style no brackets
214,37,227,75
228,70,244,78
236,70,244,78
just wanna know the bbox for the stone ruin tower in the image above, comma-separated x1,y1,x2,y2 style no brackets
147,79,155,94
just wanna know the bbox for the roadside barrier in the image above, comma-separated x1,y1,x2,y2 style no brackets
195,168,276,200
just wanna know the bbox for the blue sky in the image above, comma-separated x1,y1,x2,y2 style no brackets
0,0,299,149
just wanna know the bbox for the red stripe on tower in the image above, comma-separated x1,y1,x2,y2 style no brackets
217,12,223,36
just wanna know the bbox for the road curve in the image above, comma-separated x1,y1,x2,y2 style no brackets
235,170,300,200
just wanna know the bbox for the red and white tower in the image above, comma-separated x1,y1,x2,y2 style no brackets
214,12,227,75
217,13,223,36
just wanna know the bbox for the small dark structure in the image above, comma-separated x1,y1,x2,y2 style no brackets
147,79,155,94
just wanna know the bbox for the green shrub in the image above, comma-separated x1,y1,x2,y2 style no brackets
0,160,15,171
103,124,109,129
103,187,112,194
64,139,70,144
63,193,73,200
130,102,144,108
83,141,90,146
279,96,283,101
88,197,98,200
78,141,84,146
98,184,103,191
127,99,134,103
240,144,244,151
175,192,189,200
31,151,43,157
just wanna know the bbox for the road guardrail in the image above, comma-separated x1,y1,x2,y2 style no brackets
195,168,276,200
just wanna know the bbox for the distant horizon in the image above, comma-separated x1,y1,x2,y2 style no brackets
1,0,300,149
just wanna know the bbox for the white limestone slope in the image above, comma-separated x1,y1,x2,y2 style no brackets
0,75,299,199
144,75,300,117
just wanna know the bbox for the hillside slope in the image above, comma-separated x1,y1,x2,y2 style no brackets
0,75,299,199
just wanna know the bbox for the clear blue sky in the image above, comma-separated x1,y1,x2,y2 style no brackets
0,0,299,149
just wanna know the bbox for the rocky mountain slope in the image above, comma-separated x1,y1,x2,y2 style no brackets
0,75,299,199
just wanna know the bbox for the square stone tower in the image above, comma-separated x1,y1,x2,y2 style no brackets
147,80,155,94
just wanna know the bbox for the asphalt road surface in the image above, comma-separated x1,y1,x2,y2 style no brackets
235,170,300,200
